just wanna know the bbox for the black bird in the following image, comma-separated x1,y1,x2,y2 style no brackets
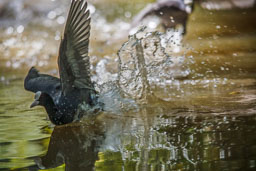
24,0,101,125
131,0,194,34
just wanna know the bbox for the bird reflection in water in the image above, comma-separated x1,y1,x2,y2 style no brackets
34,120,105,171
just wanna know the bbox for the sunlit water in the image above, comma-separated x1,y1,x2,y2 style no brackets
0,0,256,170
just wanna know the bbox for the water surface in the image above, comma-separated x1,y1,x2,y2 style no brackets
0,0,256,170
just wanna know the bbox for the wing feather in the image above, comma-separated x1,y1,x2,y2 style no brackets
58,0,94,94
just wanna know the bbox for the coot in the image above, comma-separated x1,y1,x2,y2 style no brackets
24,0,101,125
131,0,194,34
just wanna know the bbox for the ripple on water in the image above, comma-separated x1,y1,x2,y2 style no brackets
0,79,51,170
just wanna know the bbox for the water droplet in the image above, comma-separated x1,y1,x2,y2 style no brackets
6,27,14,35
17,25,24,34
55,35,60,41
148,21,157,29
57,16,65,25
88,4,96,14
48,11,57,19
1,76,5,81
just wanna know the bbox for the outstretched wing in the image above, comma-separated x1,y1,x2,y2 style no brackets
58,0,94,95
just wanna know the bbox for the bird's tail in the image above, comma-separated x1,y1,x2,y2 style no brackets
27,67,40,78
24,67,40,91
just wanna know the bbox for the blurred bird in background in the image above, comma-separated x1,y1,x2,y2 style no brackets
130,0,194,35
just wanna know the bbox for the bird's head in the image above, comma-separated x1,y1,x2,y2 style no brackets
30,91,49,108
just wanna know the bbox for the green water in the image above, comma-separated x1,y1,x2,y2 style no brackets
0,1,256,170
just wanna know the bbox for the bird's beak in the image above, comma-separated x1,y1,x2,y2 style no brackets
30,91,42,108
30,100,39,108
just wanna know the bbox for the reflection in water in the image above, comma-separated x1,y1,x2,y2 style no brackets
32,112,256,170
155,114,256,170
35,120,105,171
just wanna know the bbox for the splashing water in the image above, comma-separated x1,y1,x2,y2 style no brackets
117,27,193,102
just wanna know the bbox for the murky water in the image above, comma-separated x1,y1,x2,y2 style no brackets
0,0,256,170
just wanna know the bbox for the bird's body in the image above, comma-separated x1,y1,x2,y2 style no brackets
24,0,102,125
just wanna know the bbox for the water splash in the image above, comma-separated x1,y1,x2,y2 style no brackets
118,27,192,102
97,82,138,114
